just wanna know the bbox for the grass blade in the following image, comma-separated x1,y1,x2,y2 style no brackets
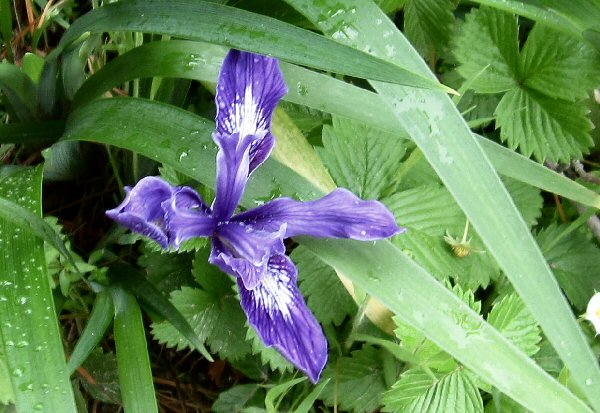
110,285,158,413
67,290,114,375
0,166,77,413
54,0,451,92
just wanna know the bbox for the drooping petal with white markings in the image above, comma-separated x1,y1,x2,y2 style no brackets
215,49,287,173
233,188,404,240
238,254,327,383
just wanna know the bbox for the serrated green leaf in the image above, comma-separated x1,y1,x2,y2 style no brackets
392,285,481,372
521,25,600,101
319,346,387,413
151,286,251,360
404,0,455,59
212,384,263,413
487,293,542,356
318,116,406,199
537,224,600,310
495,87,593,162
246,326,294,375
383,368,483,413
292,246,356,326
454,7,519,93
484,394,530,413
503,177,543,228
384,185,465,236
110,262,213,360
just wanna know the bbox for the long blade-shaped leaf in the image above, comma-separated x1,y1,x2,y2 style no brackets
284,0,600,409
0,64,37,122
110,285,158,413
61,97,592,413
54,0,451,92
67,290,114,375
0,166,77,413
74,40,600,209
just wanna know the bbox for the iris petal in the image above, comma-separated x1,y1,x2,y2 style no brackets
215,50,287,173
233,188,404,240
163,186,216,248
106,176,175,249
210,221,286,289
238,254,327,383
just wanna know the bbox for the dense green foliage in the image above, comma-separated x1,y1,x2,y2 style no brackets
2,1,600,412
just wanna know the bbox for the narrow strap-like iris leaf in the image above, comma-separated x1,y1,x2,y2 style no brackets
67,290,114,375
0,166,77,413
0,195,78,269
110,285,158,413
52,0,452,92
74,40,600,209
60,97,593,413
0,64,37,122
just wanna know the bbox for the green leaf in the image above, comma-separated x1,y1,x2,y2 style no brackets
265,377,306,413
454,7,519,93
503,177,543,228
54,0,451,92
288,1,600,408
109,261,213,360
110,287,158,413
537,224,600,310
383,368,484,413
318,116,406,199
151,286,251,360
319,346,388,413
487,293,542,356
71,37,600,208
404,0,455,58
62,97,597,412
0,63,37,121
212,384,263,413
384,185,465,236
0,195,77,270
67,290,114,375
292,246,356,326
0,348,14,405
495,87,593,162
520,25,600,101
0,166,77,413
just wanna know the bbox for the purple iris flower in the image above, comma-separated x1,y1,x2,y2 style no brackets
106,50,403,383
